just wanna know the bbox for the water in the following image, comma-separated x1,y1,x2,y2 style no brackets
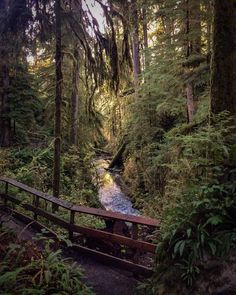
95,157,139,216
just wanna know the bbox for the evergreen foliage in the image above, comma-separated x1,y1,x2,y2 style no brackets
0,0,236,293
8,64,42,142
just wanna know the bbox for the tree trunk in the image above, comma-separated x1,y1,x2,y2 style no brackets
0,1,11,147
70,46,79,146
53,0,63,201
189,0,201,55
131,0,141,90
142,7,149,70
109,142,126,169
185,0,201,123
142,8,148,50
206,8,212,65
211,0,236,116
0,64,11,147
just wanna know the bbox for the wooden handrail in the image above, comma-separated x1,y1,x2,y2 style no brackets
0,176,159,276
0,177,73,210
0,193,156,253
0,177,158,227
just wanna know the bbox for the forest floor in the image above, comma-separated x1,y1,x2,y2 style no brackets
0,210,139,295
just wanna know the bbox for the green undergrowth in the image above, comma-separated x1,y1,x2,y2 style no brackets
0,144,105,235
0,144,99,208
138,176,236,294
133,113,236,294
0,226,94,295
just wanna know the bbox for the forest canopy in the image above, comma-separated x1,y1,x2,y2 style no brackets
0,0,236,294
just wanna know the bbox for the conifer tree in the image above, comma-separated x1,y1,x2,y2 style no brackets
211,0,236,116
70,45,80,146
131,0,141,91
0,0,32,146
53,0,62,200
185,0,201,122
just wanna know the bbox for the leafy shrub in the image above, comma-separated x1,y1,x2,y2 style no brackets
1,145,99,209
124,112,235,216
135,112,236,293
0,227,94,295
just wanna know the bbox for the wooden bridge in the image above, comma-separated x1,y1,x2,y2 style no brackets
0,177,158,277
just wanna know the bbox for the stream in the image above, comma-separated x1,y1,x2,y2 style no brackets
95,157,139,216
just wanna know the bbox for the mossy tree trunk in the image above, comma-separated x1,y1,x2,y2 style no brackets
53,0,63,201
211,0,236,116
185,0,201,123
142,7,149,70
131,0,141,92
70,46,79,146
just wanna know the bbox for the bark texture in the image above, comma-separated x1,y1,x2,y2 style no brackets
131,0,141,89
0,1,11,147
53,0,62,200
211,0,236,116
185,0,201,122
70,47,79,146
142,7,149,71
0,64,11,146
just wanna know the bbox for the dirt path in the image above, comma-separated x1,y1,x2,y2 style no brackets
0,211,139,295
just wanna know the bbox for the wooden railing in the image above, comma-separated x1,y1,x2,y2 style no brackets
0,176,159,276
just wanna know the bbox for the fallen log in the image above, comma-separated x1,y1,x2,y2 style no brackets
108,142,126,169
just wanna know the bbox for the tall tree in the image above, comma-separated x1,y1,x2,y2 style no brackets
0,0,32,146
211,0,236,116
0,58,10,147
70,46,79,146
53,0,63,200
0,1,11,146
0,0,12,147
131,0,141,90
185,0,201,122
142,5,150,71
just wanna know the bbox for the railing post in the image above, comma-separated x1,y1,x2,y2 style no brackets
69,210,75,241
132,224,138,239
132,223,139,263
33,195,39,220
4,182,8,206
